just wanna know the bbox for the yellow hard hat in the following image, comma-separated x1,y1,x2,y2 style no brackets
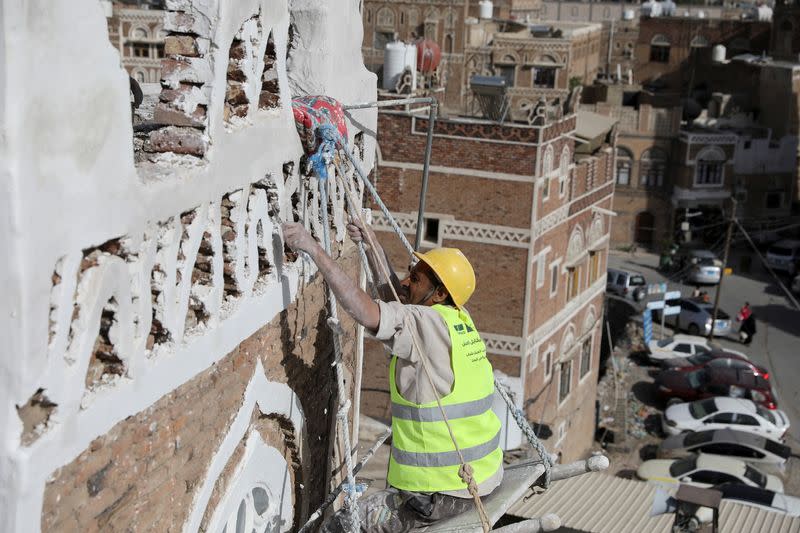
413,247,476,308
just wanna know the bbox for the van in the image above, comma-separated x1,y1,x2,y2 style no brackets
606,268,647,301
766,239,800,275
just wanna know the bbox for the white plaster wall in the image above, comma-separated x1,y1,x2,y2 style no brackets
0,0,376,530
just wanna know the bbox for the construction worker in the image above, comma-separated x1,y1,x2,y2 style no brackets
282,220,503,533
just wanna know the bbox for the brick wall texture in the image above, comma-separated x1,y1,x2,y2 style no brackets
41,250,360,532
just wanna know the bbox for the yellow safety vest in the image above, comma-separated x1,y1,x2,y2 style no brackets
387,304,503,493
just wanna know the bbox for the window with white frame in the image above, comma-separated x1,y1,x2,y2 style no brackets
616,147,633,186
566,266,581,301
536,249,550,288
543,345,554,379
580,337,592,377
550,262,560,296
588,251,601,284
694,147,725,186
640,148,666,188
650,34,671,63
542,177,550,200
558,360,572,403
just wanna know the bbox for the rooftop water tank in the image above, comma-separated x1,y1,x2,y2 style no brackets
622,9,635,20
417,39,441,73
697,10,706,18
641,0,662,18
383,42,417,91
756,4,773,21
662,0,677,16
712,44,727,63
479,0,493,20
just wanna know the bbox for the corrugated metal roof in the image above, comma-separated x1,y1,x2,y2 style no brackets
508,472,800,533
507,472,673,533
719,501,800,533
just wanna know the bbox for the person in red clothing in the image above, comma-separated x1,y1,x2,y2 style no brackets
737,302,752,322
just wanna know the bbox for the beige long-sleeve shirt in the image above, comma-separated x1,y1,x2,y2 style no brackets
372,300,503,497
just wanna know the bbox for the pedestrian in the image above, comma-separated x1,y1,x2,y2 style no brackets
736,302,752,322
740,313,757,345
691,286,701,298
282,219,503,533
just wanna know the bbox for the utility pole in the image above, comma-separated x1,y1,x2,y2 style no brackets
708,197,736,341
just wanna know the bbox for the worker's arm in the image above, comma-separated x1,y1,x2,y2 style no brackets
283,222,381,331
346,218,403,301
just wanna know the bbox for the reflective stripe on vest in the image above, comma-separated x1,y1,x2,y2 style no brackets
387,304,502,493
391,429,502,467
391,392,494,422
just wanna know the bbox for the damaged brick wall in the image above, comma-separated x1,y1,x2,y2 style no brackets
41,251,360,532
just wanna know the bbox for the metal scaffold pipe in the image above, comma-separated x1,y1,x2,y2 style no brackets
344,96,439,251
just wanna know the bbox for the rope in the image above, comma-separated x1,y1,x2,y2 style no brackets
312,125,360,532
294,108,555,532
333,134,555,489
494,381,555,488
338,185,491,532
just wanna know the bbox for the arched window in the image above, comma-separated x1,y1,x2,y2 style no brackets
616,146,633,186
543,145,554,175
444,34,454,54
131,26,149,40
690,35,710,48
133,69,146,84
376,7,396,28
559,145,571,196
695,146,726,186
640,147,667,187
650,34,670,63
408,8,419,29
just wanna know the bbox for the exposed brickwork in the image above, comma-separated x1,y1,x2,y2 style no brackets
379,113,539,175
374,167,534,228
41,250,360,532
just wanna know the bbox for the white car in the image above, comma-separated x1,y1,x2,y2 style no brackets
647,335,746,362
637,454,784,492
661,397,789,439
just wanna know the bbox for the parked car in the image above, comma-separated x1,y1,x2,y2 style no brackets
673,357,768,378
606,268,647,302
682,249,723,285
661,397,789,438
648,334,748,364
655,298,732,337
766,239,800,276
661,349,751,369
656,368,777,409
637,455,783,492
658,428,790,466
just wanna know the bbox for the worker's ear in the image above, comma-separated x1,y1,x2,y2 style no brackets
431,286,449,305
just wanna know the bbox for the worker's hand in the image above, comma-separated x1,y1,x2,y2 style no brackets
347,217,376,247
282,222,319,255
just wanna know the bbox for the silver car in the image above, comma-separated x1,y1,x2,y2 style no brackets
658,297,732,337
684,249,722,285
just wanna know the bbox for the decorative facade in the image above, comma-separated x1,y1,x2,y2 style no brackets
0,0,376,531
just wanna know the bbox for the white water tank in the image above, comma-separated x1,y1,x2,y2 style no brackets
479,0,494,19
662,0,677,16
641,0,662,18
697,10,706,18
100,0,113,18
383,42,417,91
712,44,727,62
623,9,635,20
756,4,773,21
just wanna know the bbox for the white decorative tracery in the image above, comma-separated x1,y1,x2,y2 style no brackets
565,224,585,266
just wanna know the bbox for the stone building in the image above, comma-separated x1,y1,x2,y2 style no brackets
581,85,681,247
0,0,376,531
361,95,616,462
634,16,771,94
361,0,603,119
105,0,167,83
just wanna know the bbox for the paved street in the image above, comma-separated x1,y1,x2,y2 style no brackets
608,246,800,440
